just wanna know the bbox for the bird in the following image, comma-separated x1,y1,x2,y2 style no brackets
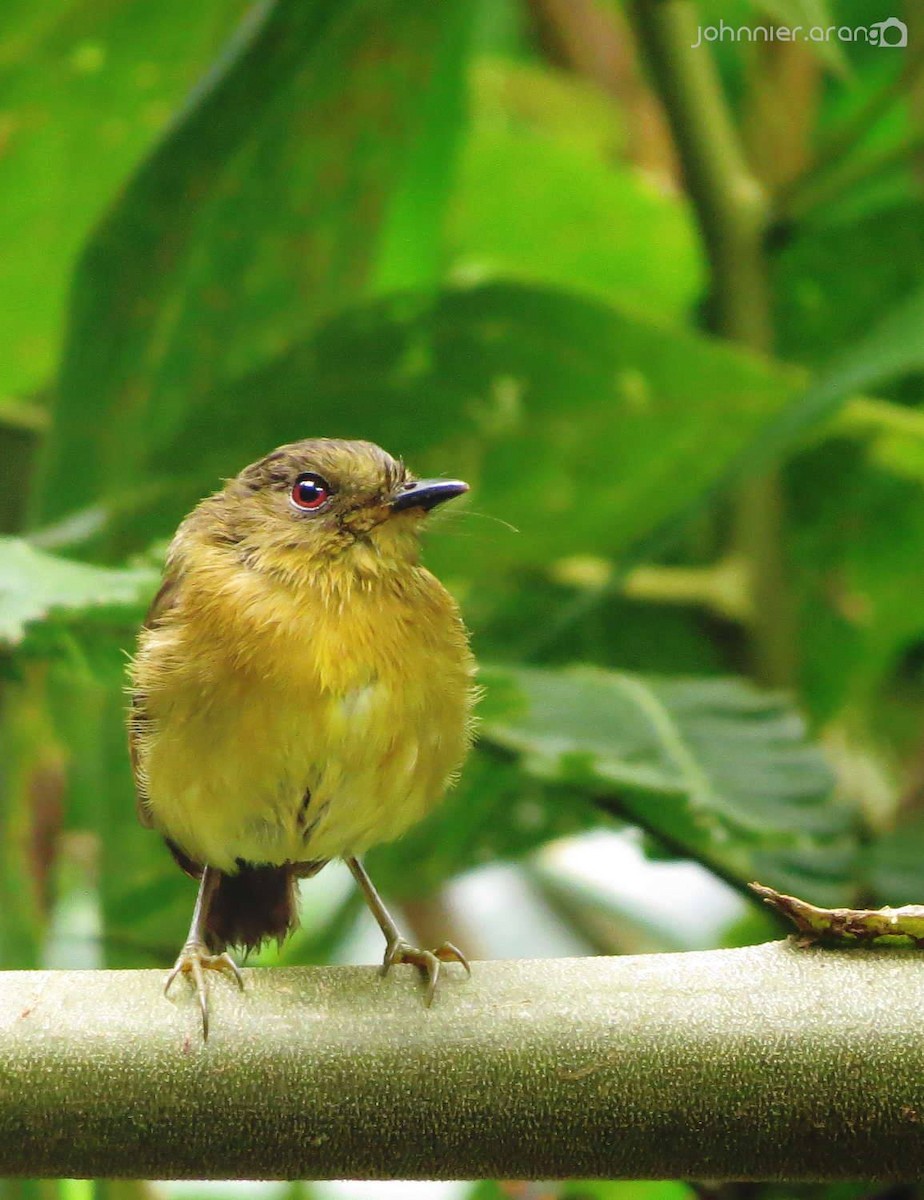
128,438,477,1037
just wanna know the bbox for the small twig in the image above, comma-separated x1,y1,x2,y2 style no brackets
751,882,924,947
781,131,924,223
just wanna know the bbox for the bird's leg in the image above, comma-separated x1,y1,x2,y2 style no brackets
164,865,244,1039
347,856,470,1005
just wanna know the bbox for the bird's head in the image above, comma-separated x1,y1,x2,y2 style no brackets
181,438,468,586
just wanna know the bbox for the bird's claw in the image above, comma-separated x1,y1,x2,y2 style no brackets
381,937,471,1005
164,940,244,1040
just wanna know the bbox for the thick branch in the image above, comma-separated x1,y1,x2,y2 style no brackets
3,944,924,1180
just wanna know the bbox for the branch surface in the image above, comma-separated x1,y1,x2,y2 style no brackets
3,944,924,1180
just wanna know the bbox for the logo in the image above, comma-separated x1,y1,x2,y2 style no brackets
870,17,907,46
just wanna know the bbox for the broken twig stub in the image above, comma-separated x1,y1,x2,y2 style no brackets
750,882,924,948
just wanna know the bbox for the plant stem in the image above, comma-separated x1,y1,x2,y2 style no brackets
782,131,924,223
630,1,770,348
630,1,798,687
4,946,924,1179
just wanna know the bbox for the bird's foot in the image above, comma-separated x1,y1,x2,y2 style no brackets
381,937,471,1006
164,940,244,1040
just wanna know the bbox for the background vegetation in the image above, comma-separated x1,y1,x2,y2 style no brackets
2,0,924,1195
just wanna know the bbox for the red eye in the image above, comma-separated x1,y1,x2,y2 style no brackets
290,473,332,511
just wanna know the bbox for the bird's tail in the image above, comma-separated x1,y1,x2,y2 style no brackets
165,839,324,954
206,863,301,954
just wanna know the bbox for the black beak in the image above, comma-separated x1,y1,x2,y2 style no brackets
391,478,469,513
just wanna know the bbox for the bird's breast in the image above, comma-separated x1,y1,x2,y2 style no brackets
134,565,474,872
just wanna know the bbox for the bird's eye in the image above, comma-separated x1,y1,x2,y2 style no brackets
290,472,332,512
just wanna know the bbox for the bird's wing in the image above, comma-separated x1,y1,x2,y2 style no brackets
130,575,179,829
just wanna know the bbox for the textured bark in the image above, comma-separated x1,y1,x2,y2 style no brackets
2,943,924,1180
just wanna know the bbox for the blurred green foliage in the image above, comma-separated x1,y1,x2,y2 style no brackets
2,0,924,1195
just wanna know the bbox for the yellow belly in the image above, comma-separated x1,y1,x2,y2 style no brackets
132,565,475,874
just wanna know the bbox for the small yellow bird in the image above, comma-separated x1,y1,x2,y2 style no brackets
128,438,477,1036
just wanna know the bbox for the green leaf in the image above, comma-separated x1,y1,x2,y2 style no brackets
0,537,155,648
866,816,924,906
0,0,251,400
447,60,703,319
40,0,471,522
774,204,924,372
764,211,924,722
475,664,858,903
373,662,858,904
473,570,726,673
480,666,839,833
788,436,924,722
370,749,601,899
372,6,473,293
739,282,924,475
809,282,924,399
108,282,817,576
